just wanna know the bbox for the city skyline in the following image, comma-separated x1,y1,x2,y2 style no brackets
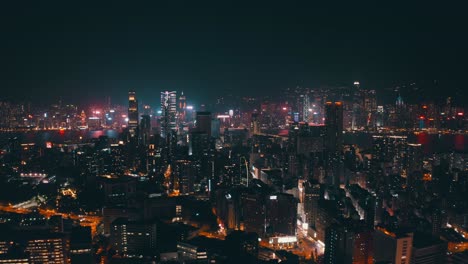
1,2,467,264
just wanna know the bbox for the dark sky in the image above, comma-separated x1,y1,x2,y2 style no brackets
0,1,466,105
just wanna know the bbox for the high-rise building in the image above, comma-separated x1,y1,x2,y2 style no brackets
352,81,364,130
370,135,387,188
189,131,210,158
195,111,212,137
250,113,260,135
101,176,137,208
241,192,266,236
265,193,297,236
324,222,373,264
32,239,66,264
411,233,447,264
110,218,158,258
324,224,345,264
351,228,374,264
363,89,377,127
160,91,177,138
374,227,413,264
431,209,443,236
405,143,423,187
173,160,195,195
388,136,408,174
0,228,69,264
302,94,310,122
216,188,242,230
70,227,93,264
177,241,208,262
376,105,384,127
325,102,344,187
211,118,221,138
325,102,343,153
128,90,139,138
140,114,151,146
303,181,321,228
178,91,186,123
369,135,408,186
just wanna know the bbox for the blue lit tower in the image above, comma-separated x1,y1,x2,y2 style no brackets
160,91,177,138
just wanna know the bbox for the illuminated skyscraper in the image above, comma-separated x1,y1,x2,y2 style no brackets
110,218,158,258
302,94,310,122
0,228,69,264
178,91,186,123
128,90,139,138
160,91,177,138
405,143,423,188
173,160,195,194
324,223,373,264
352,81,362,130
362,89,377,127
304,181,321,228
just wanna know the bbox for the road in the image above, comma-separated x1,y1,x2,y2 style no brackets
0,203,102,236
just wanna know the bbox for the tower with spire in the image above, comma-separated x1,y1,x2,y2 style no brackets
178,91,187,124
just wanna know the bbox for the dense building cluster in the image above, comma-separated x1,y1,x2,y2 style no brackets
0,83,467,263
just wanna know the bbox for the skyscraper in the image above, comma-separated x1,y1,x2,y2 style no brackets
325,102,343,187
302,94,310,122
265,193,297,236
250,113,260,135
405,143,423,188
0,228,69,264
324,224,346,264
195,111,212,137
178,91,186,123
173,160,195,195
324,222,373,264
352,81,363,130
128,91,139,138
110,218,158,258
325,102,343,153
303,181,321,228
160,91,177,138
140,114,151,146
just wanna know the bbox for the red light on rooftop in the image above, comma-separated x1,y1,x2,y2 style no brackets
457,112,464,116
422,105,427,109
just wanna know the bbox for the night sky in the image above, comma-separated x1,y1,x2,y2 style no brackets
0,1,466,105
